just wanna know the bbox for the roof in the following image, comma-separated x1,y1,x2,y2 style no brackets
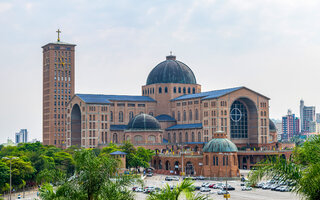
203,138,238,153
171,86,270,101
76,94,156,104
127,114,161,131
146,55,197,85
110,125,127,131
42,41,76,47
110,151,127,155
166,123,202,130
155,114,176,122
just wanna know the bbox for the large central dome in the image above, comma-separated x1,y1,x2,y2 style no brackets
146,55,197,85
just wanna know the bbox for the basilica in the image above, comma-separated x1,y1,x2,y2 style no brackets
66,54,291,177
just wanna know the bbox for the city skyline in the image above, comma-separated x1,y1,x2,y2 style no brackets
2,1,320,143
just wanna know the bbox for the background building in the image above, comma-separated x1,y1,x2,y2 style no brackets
42,30,76,147
282,110,299,141
15,129,28,144
300,99,316,134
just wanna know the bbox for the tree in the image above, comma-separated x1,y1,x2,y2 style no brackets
147,179,208,200
39,149,137,200
248,135,320,200
53,152,75,176
0,161,9,193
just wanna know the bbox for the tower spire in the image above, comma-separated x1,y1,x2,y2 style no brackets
56,29,61,42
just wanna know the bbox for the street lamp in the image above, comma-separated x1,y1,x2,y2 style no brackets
219,152,232,200
3,157,19,200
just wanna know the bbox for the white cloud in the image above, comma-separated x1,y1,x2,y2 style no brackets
0,2,12,13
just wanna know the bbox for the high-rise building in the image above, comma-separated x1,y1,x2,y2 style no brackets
316,113,320,123
282,109,299,141
15,129,28,143
42,29,76,147
300,99,316,133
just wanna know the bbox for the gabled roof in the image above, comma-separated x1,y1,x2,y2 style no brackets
171,86,270,101
76,94,156,104
155,114,176,122
166,123,202,130
110,125,127,131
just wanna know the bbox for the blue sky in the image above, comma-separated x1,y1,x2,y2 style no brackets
1,0,320,143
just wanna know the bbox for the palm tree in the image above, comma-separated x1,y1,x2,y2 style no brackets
39,149,137,200
147,179,209,200
248,135,320,200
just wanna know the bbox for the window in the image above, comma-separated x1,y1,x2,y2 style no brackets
188,87,190,94
172,111,175,119
213,156,216,166
185,132,188,142
168,133,171,143
183,87,186,94
178,87,181,93
129,111,134,120
230,100,248,138
195,109,199,120
206,155,209,165
189,110,192,121
119,111,123,122
198,132,201,142
110,111,113,122
173,132,176,143
149,112,153,116
191,132,195,142
178,111,181,121
183,110,186,121
159,87,162,94
179,132,182,143
165,87,168,93
173,87,176,93
192,88,195,94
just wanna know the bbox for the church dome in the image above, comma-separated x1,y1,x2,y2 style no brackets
203,138,238,153
127,114,161,131
146,55,197,85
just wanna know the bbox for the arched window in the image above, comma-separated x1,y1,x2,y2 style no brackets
148,88,149,94
174,87,176,93
119,111,123,122
172,111,175,119
192,132,195,142
188,87,190,94
178,111,181,121
216,156,219,165
185,132,188,142
179,132,182,143
183,87,186,94
168,133,171,143
173,132,176,143
230,100,248,138
113,133,118,143
213,156,216,166
195,109,199,120
149,112,153,116
110,111,113,122
153,88,154,94
143,90,144,95
159,87,162,94
178,87,181,93
183,110,186,121
189,110,192,121
134,135,143,143
129,112,134,120
206,155,209,165
198,132,201,142
192,88,195,94
165,87,168,93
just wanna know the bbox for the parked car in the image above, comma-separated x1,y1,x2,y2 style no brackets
200,187,211,192
165,176,173,181
194,186,201,190
217,190,230,195
262,184,272,190
201,182,210,188
222,185,235,191
241,186,252,191
132,187,138,191
172,176,179,181
213,182,224,189
208,183,215,188
135,187,144,192
197,176,205,180
147,173,153,177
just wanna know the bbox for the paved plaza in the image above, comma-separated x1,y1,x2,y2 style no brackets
135,174,302,200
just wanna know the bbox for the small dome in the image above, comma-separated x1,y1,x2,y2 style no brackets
269,119,277,132
127,114,161,131
203,138,238,153
146,55,197,85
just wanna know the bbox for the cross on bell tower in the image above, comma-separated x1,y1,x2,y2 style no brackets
56,29,61,42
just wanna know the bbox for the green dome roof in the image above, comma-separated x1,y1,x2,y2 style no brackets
146,55,197,85
203,138,238,153
127,114,161,131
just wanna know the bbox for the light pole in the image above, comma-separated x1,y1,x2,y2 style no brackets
3,157,19,200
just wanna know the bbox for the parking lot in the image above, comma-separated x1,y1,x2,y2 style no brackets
134,174,302,200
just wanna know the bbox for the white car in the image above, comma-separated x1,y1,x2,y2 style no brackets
135,187,143,192
201,182,210,187
241,186,252,191
217,190,230,195
200,187,211,192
